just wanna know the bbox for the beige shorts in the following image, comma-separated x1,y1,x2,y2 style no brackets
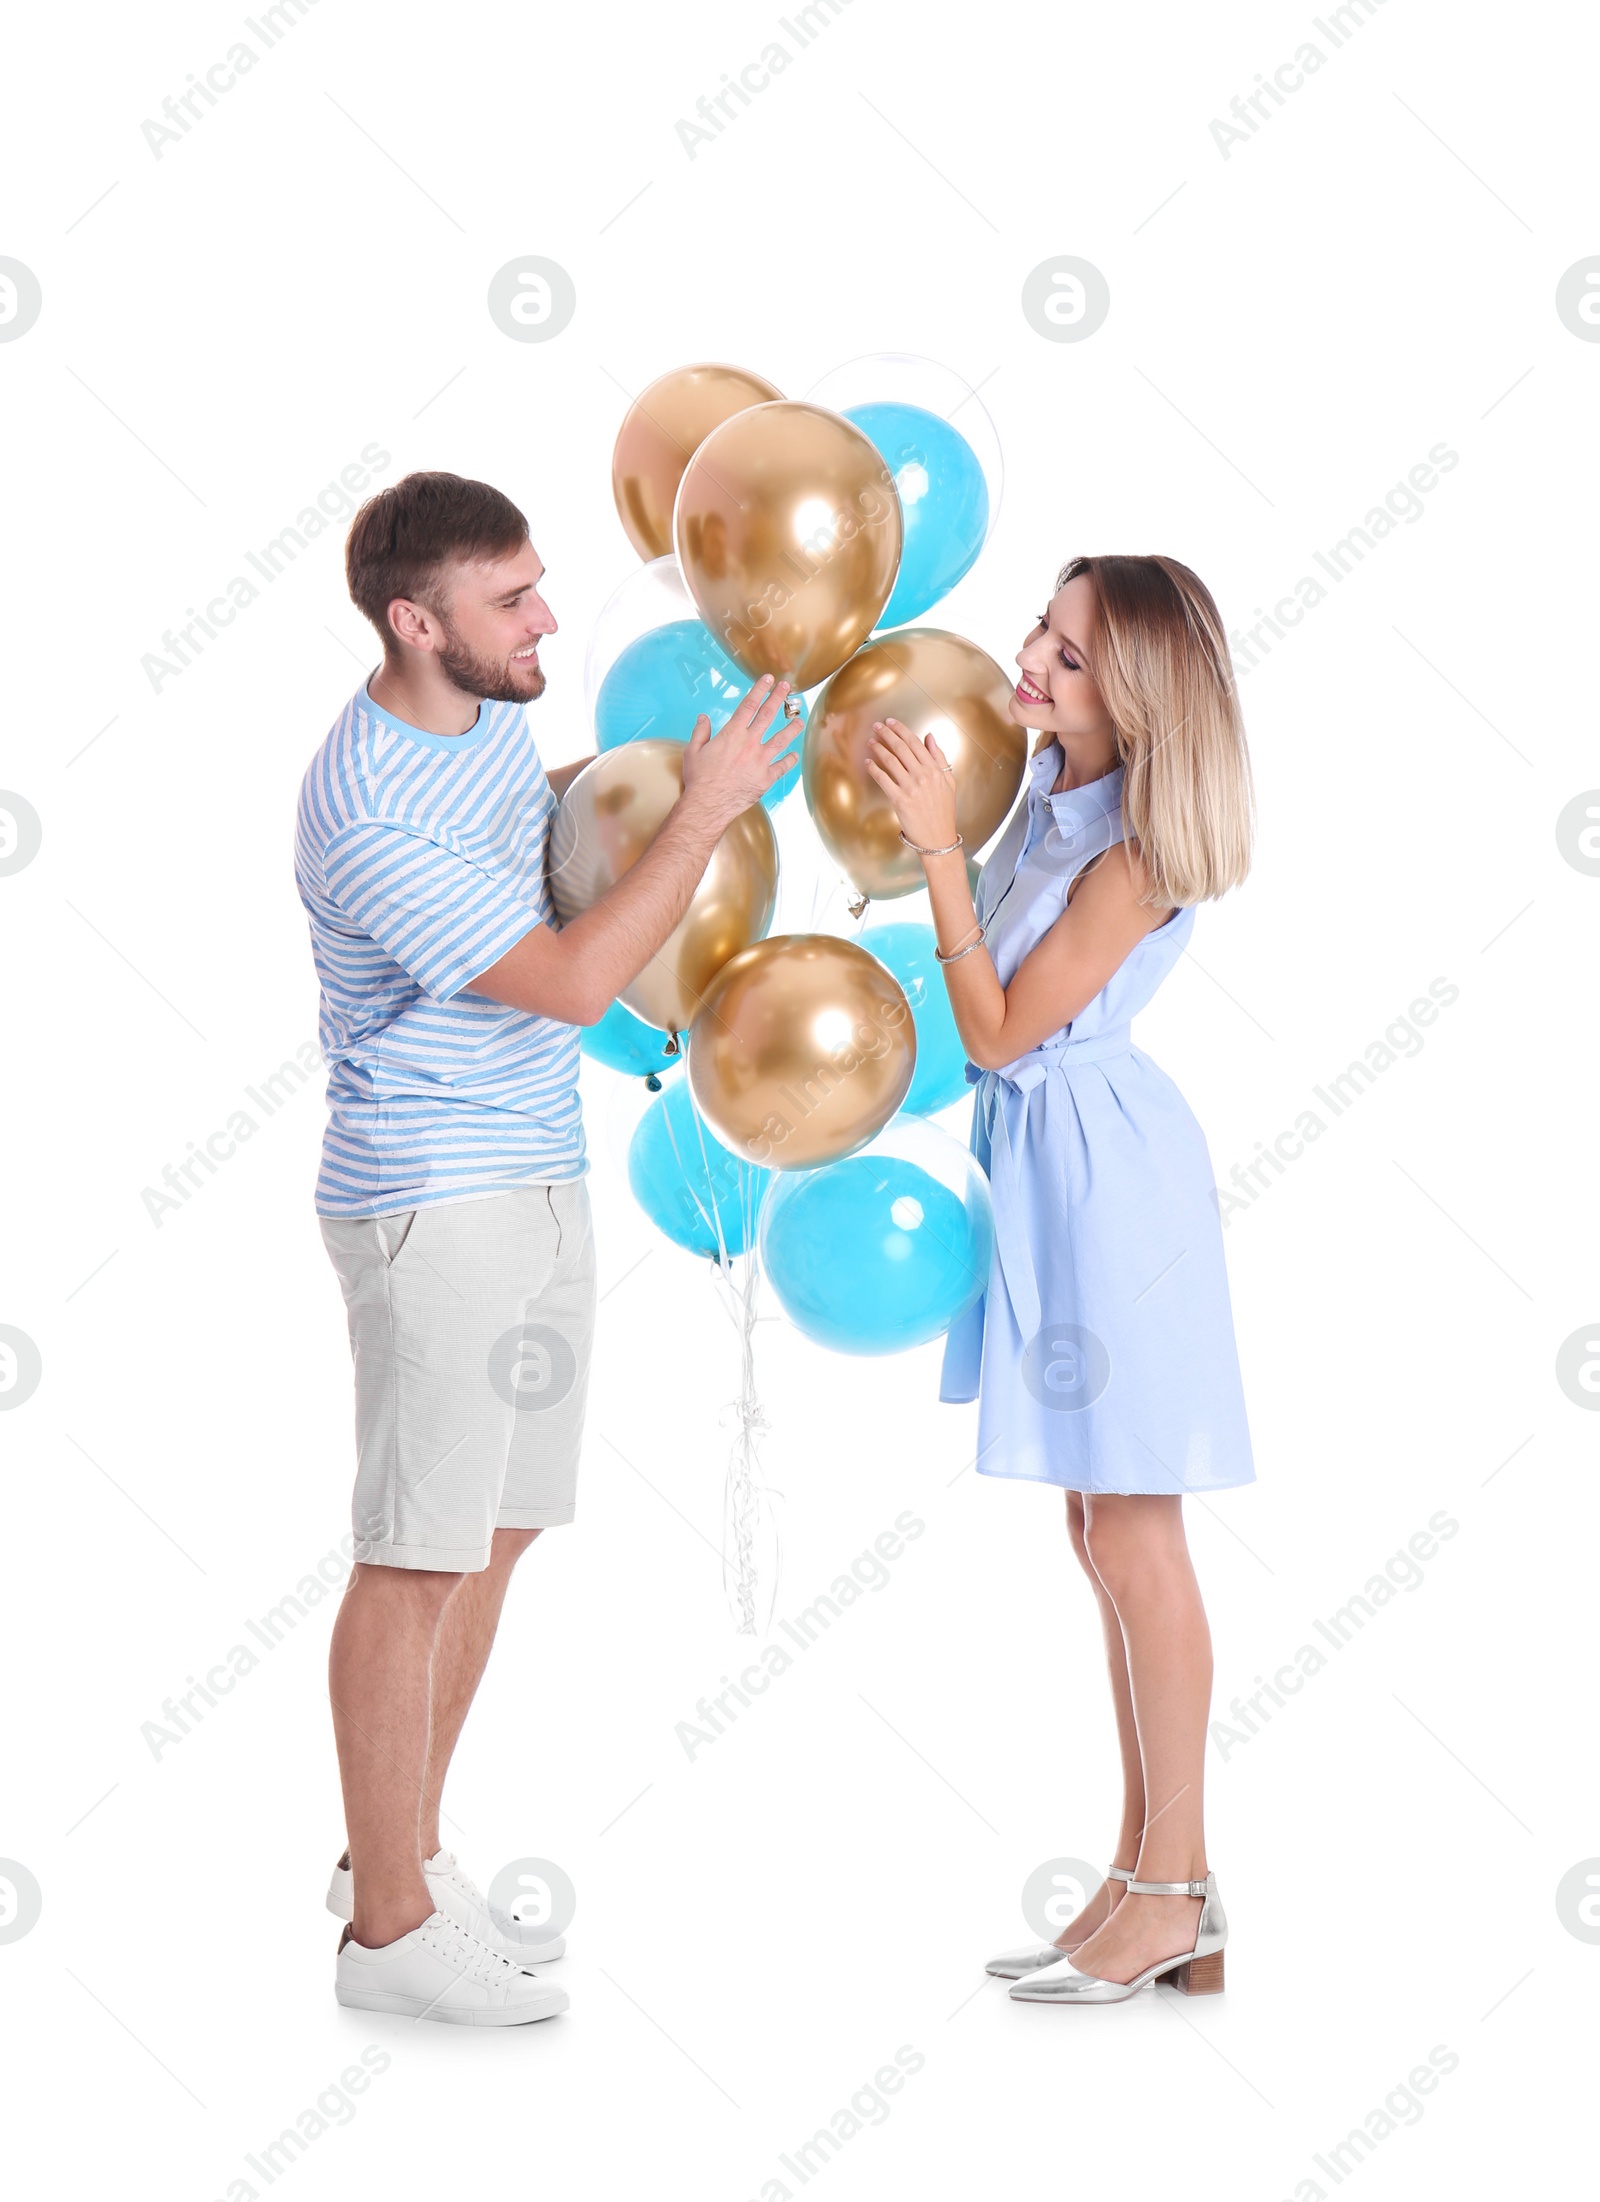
320,1180,596,1573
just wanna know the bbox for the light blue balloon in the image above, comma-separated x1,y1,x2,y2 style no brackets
857,921,971,1116
844,401,988,626
594,619,803,808
629,1076,769,1258
759,1151,992,1355
580,997,684,1086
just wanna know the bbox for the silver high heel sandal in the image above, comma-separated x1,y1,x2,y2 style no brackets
1007,1873,1227,2003
985,1865,1135,1980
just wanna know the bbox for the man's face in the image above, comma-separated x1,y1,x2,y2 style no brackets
418,539,558,704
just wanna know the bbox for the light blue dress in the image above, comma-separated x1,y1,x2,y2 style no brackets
940,745,1254,1495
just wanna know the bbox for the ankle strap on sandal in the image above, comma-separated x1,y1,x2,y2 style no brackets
1125,1875,1209,1896
1106,1865,1135,1883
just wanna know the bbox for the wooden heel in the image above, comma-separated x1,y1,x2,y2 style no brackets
1169,1947,1225,1995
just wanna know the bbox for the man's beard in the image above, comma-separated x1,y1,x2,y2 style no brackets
437,621,546,705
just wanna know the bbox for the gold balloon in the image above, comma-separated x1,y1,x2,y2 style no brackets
674,401,902,692
688,935,915,1170
612,363,784,561
547,740,778,1037
804,628,1028,903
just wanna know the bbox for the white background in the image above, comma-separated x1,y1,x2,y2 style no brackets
1,0,1595,2195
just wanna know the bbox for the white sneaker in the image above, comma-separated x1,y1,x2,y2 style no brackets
325,1848,567,1964
425,1849,568,1965
334,1912,569,2025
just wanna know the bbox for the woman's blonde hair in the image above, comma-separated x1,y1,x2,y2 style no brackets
1056,554,1253,906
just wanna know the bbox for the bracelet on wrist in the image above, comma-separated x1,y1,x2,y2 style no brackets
935,921,987,964
899,829,964,857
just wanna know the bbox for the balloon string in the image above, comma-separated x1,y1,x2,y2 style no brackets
723,1229,766,1637
658,1087,724,1257
710,1165,780,1638
663,1076,774,1636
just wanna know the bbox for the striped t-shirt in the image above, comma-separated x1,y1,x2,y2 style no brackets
295,678,584,1216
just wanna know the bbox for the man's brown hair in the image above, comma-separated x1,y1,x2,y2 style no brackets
345,471,528,647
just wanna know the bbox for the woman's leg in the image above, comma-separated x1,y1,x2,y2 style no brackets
1057,1491,1142,1948
1067,1494,1213,1982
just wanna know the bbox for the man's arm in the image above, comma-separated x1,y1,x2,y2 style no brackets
469,677,795,1026
543,756,590,803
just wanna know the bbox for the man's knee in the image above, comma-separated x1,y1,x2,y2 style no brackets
350,1560,465,1615
491,1526,542,1569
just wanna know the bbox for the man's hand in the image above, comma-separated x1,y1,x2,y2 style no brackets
469,673,798,1026
679,674,798,829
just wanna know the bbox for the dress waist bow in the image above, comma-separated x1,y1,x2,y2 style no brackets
966,1027,1134,1337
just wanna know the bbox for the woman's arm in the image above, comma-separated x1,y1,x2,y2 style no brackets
865,717,1172,1073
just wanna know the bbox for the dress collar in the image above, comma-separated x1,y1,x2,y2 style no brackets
1029,743,1125,829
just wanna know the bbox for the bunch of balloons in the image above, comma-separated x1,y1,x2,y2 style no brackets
560,357,1017,1356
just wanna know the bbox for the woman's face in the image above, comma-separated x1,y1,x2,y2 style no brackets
1010,572,1115,748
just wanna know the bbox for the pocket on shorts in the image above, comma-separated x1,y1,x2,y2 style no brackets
548,1181,594,1269
375,1208,422,1268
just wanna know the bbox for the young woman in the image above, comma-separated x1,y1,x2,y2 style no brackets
864,555,1254,2006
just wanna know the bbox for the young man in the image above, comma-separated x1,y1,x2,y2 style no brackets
297,471,793,2024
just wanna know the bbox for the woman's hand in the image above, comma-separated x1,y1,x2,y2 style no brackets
864,718,960,851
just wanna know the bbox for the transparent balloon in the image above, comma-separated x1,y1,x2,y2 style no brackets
583,554,704,730
583,554,802,804
804,353,1004,566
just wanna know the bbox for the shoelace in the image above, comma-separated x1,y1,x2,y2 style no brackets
427,1851,488,1910
418,1914,528,1988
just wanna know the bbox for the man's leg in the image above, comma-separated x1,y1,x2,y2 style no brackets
420,1525,541,1860
329,1560,463,1949
417,1182,595,1857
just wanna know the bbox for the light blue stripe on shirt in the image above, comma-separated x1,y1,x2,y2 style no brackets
296,678,584,1216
